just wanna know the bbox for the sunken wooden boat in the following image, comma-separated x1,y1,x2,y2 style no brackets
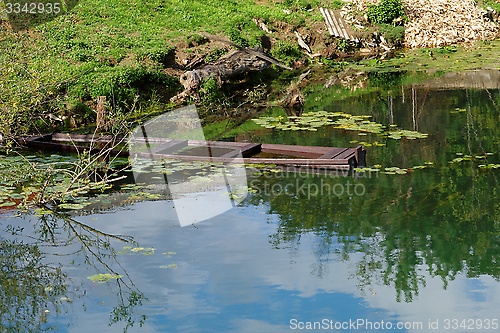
17,133,366,170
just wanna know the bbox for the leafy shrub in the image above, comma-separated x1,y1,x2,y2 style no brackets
270,41,302,65
199,77,224,105
367,0,406,25
67,66,178,110
380,25,405,46
336,38,357,53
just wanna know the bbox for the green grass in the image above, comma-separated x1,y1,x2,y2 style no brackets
0,0,327,136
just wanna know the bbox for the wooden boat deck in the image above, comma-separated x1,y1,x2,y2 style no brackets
17,133,366,171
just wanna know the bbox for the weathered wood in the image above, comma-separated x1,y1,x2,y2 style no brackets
240,143,262,157
20,135,128,157
150,140,189,154
319,148,350,159
171,34,292,103
201,33,292,70
18,133,365,171
294,31,311,53
354,145,366,167
171,48,271,103
261,143,332,158
95,96,108,132
320,7,358,42
52,133,115,142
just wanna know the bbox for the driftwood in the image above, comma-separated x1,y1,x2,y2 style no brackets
171,34,291,103
280,70,310,111
95,96,108,132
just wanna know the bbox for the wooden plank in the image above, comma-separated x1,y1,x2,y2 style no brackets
52,133,116,142
327,9,344,39
332,12,350,40
319,7,335,35
261,143,331,158
240,143,262,157
319,7,357,42
25,139,128,157
189,140,250,148
354,146,366,167
217,143,261,158
19,133,363,171
150,140,188,154
319,147,350,159
331,148,356,160
141,151,353,166
218,148,244,158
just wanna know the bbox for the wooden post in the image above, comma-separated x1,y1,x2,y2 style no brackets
96,96,107,133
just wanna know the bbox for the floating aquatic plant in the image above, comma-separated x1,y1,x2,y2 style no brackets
479,164,500,169
449,153,495,164
355,163,431,174
159,264,178,269
252,111,428,140
118,246,156,255
384,166,408,175
450,107,466,114
354,167,381,172
58,203,88,210
87,273,123,283
386,130,428,140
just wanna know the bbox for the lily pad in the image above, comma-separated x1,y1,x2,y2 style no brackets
87,273,123,283
58,203,86,210
159,264,178,269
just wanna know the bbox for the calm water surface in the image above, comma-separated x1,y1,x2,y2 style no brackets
1,71,500,333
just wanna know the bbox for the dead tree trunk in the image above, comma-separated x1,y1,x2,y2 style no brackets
171,47,272,103
171,34,292,103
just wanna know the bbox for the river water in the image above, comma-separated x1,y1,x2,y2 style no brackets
1,70,500,333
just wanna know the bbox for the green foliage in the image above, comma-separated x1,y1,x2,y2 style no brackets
478,0,500,13
435,45,458,54
137,43,175,66
270,40,302,65
199,77,224,105
367,0,406,25
2,0,325,135
204,48,229,63
225,15,266,48
336,38,357,52
226,25,250,48
380,24,405,46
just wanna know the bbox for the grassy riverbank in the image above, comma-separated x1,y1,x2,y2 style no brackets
0,0,331,137
1,0,499,140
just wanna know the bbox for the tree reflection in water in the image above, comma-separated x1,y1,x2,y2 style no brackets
246,157,500,303
0,211,145,332
241,76,500,303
